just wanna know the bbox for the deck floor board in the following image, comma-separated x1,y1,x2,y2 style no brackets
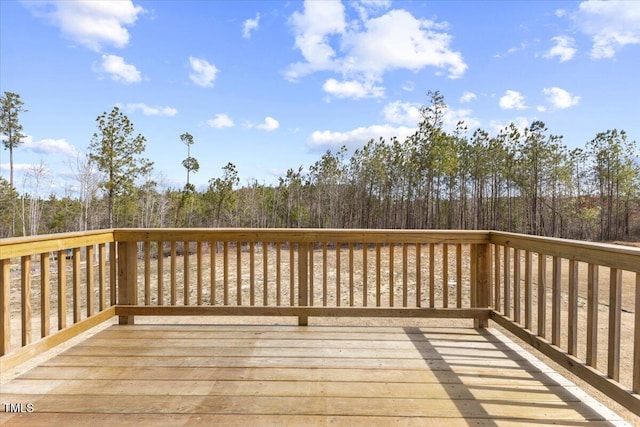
0,324,627,426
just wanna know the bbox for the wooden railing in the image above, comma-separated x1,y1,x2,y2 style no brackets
1,228,639,416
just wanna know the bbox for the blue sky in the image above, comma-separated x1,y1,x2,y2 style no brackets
1,0,639,196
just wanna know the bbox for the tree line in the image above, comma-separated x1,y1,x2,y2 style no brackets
1,91,639,241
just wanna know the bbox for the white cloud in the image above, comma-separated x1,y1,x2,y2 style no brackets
286,3,466,93
124,103,177,116
543,87,580,109
26,0,144,51
23,135,78,157
242,13,260,39
460,91,477,103
189,56,218,87
499,90,527,110
574,1,640,59
207,113,235,129
443,108,481,131
256,116,280,131
545,36,576,62
402,80,415,92
309,124,416,150
96,54,141,83
382,101,421,126
488,117,530,137
322,78,385,99
555,9,567,18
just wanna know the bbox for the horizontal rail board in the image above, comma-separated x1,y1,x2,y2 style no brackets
490,232,640,272
114,305,491,319
0,230,115,259
113,228,491,244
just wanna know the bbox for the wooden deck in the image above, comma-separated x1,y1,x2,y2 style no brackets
0,323,627,426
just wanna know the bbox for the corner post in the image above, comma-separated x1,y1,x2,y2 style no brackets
118,241,137,325
297,242,309,326
475,243,491,328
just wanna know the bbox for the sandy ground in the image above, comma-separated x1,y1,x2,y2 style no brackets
3,243,639,425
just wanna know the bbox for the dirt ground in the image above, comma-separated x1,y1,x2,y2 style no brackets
3,242,639,425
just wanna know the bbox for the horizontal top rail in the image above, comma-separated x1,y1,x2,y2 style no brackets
490,231,640,272
0,229,115,259
113,228,492,244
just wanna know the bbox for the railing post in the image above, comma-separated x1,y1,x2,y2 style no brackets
474,243,491,328
1,258,10,356
118,241,137,325
297,242,309,326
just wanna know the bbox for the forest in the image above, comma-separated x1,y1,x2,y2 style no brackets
1,91,639,241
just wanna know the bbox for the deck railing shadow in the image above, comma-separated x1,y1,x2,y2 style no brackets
1,228,639,417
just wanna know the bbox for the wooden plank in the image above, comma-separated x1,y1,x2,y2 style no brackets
402,243,408,307
429,243,435,308
40,253,50,338
456,243,462,308
276,242,281,306
223,241,229,305
86,245,95,317
1,258,10,355
297,242,308,326
157,242,164,306
442,243,448,308
197,241,203,305
238,242,243,305
143,241,150,305
210,241,216,305
98,243,106,311
289,243,295,306
503,246,510,317
249,241,255,306
184,242,190,306
309,244,314,306
58,251,67,330
170,241,176,306
322,242,327,306
608,268,622,381
389,243,394,307
568,259,578,356
537,253,546,339
634,272,640,393
513,248,520,324
493,245,500,310
524,250,532,330
362,243,367,307
114,305,491,320
336,243,341,307
72,247,81,324
0,307,115,371
263,242,268,306
109,242,116,307
21,255,31,346
416,243,421,308
350,242,355,307
586,263,598,367
376,243,381,307
1,230,114,259
552,256,561,347
490,231,640,272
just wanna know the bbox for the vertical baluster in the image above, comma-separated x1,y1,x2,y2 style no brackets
456,244,462,308
442,244,449,308
389,243,394,307
99,243,107,311
86,245,95,317
552,256,561,346
362,243,367,307
513,248,521,324
238,242,243,306
309,243,315,306
504,247,511,317
568,259,579,355
250,242,255,306
416,243,422,308
157,242,164,306
524,250,532,330
72,248,81,323
58,251,66,330
322,242,328,307
40,253,50,338
494,245,500,309
537,253,547,338
109,243,117,306
586,263,598,367
21,256,31,345
223,242,229,306
376,243,381,307
633,272,640,393
276,242,281,306
197,241,203,305
402,243,408,308
210,242,216,305
429,243,435,308
1,258,10,355
349,242,354,307
336,243,341,307
184,242,190,306
170,242,177,306
144,242,150,306
608,268,622,381
262,242,268,306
